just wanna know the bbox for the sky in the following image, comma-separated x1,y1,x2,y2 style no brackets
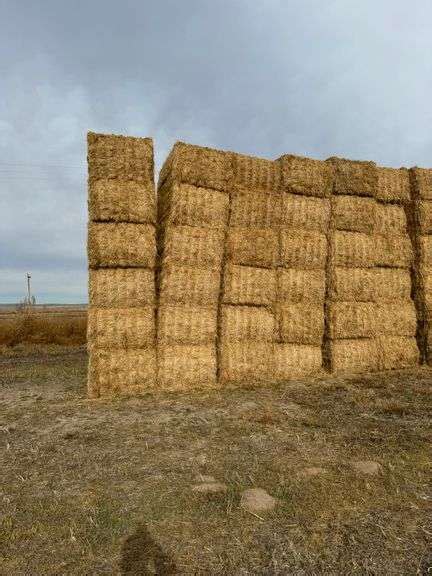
1,0,431,303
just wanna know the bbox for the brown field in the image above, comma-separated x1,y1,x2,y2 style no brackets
0,343,431,575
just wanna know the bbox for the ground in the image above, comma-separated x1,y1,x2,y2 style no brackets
0,345,431,575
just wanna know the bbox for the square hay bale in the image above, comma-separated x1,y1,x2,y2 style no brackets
230,187,282,227
374,234,413,268
159,265,221,306
233,153,281,192
157,345,217,389
158,305,217,345
328,302,376,339
89,268,155,307
280,194,330,232
221,305,276,342
278,303,324,345
220,342,274,384
158,182,229,229
376,167,410,203
278,154,333,197
374,203,408,236
419,237,432,267
333,195,375,234
372,268,412,302
411,167,432,200
332,231,374,268
329,267,375,302
280,230,327,269
88,223,156,268
88,179,155,224
375,303,417,336
227,228,278,268
88,349,156,398
417,201,432,235
327,157,377,197
87,132,153,185
377,336,419,370
87,307,155,349
330,339,379,374
223,264,276,306
162,225,225,268
422,267,432,316
277,268,325,303
158,142,233,192
274,344,322,380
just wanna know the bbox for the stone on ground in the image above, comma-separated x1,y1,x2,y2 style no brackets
351,460,381,475
240,488,277,514
191,482,227,494
300,466,327,477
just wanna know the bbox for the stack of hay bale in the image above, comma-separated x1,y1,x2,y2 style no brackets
156,142,232,389
87,132,157,396
274,155,333,379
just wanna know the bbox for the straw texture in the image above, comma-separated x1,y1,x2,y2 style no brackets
157,345,217,389
372,268,412,302
374,235,413,268
227,228,278,268
274,344,322,380
280,194,330,232
330,339,379,373
333,196,375,233
279,154,333,197
87,307,155,349
376,167,410,203
220,342,274,384
277,269,325,303
328,302,375,339
222,264,276,306
159,265,220,306
377,337,419,370
162,225,225,268
332,231,374,268
280,230,327,269
418,201,432,234
230,187,282,227
328,157,377,197
278,303,324,345
233,154,281,192
221,305,276,342
89,268,155,307
329,267,375,302
157,306,217,345
411,167,432,200
375,204,408,236
374,303,417,337
88,179,155,223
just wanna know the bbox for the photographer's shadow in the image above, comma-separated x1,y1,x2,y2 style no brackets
120,523,177,575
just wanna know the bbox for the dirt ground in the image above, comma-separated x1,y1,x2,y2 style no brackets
0,345,431,575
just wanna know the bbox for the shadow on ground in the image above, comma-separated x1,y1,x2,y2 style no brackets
120,523,177,575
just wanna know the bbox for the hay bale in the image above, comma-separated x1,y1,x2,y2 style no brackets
230,187,282,227
87,307,155,349
329,302,375,339
327,157,377,197
330,339,379,373
233,153,281,191
89,269,155,307
88,179,155,223
422,267,432,316
376,167,410,203
277,268,325,303
274,344,322,380
332,231,374,268
87,132,153,184
157,305,217,345
220,342,274,383
280,194,330,232
159,265,221,306
158,142,233,192
221,305,276,342
88,349,156,397
223,264,276,306
88,223,156,268
374,234,413,268
280,230,327,269
375,303,417,336
417,201,432,234
157,345,217,389
333,195,375,233
419,237,432,267
377,336,419,370
411,167,432,200
227,228,278,268
162,225,225,268
329,267,375,302
278,154,333,197
278,303,324,345
372,268,412,302
374,203,408,236
158,182,229,229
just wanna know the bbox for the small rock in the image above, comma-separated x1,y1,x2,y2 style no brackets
194,474,216,483
191,482,227,494
240,488,277,514
300,466,327,477
351,460,381,475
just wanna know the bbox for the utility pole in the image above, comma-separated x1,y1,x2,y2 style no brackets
26,273,32,306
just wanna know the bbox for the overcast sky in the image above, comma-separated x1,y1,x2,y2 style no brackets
1,0,431,303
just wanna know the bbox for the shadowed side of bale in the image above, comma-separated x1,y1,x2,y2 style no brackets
223,264,277,306
274,344,323,380
89,269,155,307
157,345,218,389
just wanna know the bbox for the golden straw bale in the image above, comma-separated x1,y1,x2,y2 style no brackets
328,302,375,339
159,265,221,306
221,305,276,342
158,142,233,192
158,182,229,229
162,225,225,268
87,307,155,349
374,235,413,268
330,339,379,373
158,305,217,345
89,268,155,307
277,268,325,303
227,228,278,268
157,345,217,389
375,303,417,336
327,157,377,197
280,230,327,269
223,264,276,306
220,342,274,384
419,237,432,267
411,167,432,200
422,267,432,317
274,344,322,380
233,153,281,192
332,231,374,268
376,167,410,203
88,349,156,397
417,201,432,234
88,223,156,268
278,303,324,345
88,179,155,223
280,194,330,232
374,203,407,235
329,267,375,302
333,195,375,234
87,132,153,185
377,336,419,370
278,154,333,197
230,187,282,227
372,268,412,302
